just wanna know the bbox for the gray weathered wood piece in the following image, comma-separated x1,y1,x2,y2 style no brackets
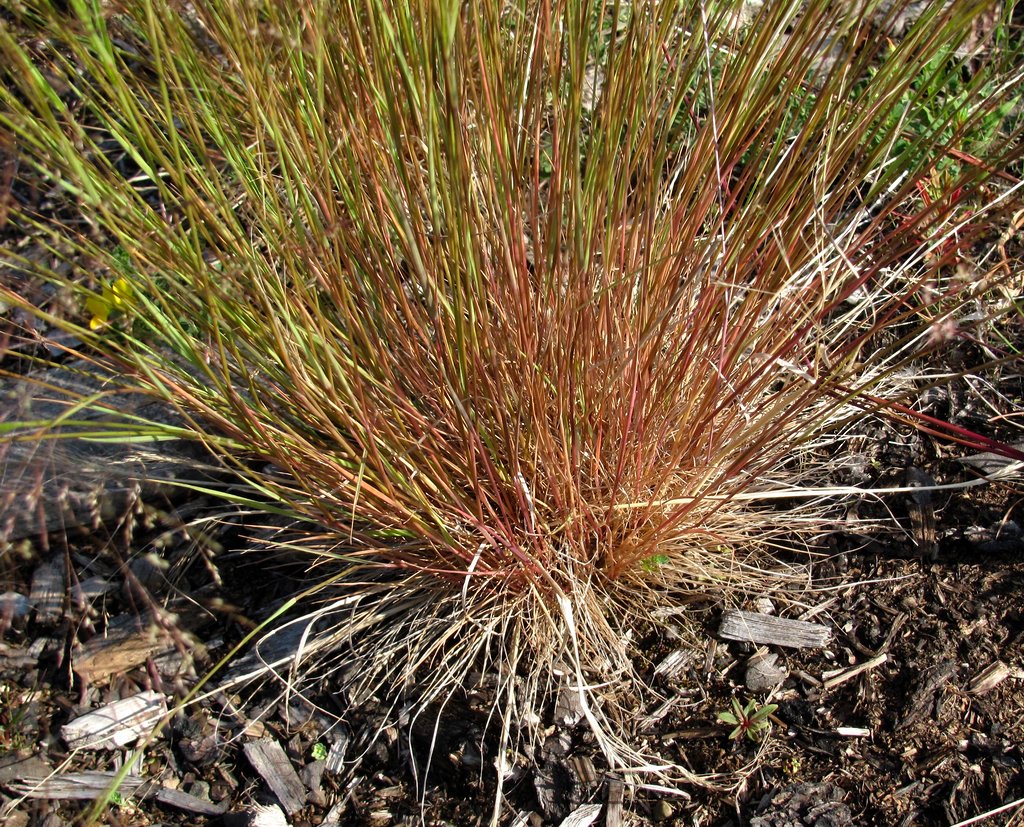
0,361,213,542
242,738,307,815
61,690,167,750
559,803,603,827
320,801,346,827
605,777,624,827
29,555,65,621
325,737,347,774
718,609,830,649
969,661,1012,695
7,770,225,815
653,649,692,681
153,786,229,816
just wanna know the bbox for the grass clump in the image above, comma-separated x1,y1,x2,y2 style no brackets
1,0,1022,810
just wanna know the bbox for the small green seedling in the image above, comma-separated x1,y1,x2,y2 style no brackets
640,554,670,574
311,742,328,761
717,697,778,743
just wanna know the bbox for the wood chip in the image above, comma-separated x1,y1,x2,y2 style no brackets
61,690,166,750
554,685,586,727
968,661,1012,695
70,576,115,605
242,719,268,739
0,363,212,543
836,726,871,737
659,726,720,740
793,669,822,688
223,804,289,827
653,649,692,681
640,696,680,730
570,755,597,787
719,609,830,649
6,770,144,800
29,556,64,622
821,653,887,690
27,637,57,658
7,771,225,815
0,591,31,619
325,737,348,774
319,801,346,827
0,753,52,786
605,777,624,827
559,803,602,827
242,738,307,815
74,627,175,685
960,443,1024,477
73,610,197,685
905,466,937,559
702,639,718,674
154,786,229,816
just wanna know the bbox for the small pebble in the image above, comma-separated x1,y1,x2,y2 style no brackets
745,652,788,692
188,779,211,801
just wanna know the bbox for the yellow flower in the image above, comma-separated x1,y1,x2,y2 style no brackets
86,277,134,330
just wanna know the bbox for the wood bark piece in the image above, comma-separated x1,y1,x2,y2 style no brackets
718,609,830,649
898,660,956,731
73,613,180,686
28,556,64,622
749,781,852,827
967,660,1023,695
905,466,937,559
821,653,888,690
559,803,602,827
554,685,586,727
242,738,307,815
223,804,289,827
605,777,624,827
7,770,225,815
61,690,167,750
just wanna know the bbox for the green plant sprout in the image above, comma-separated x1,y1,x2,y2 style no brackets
311,742,328,761
640,554,670,574
717,697,778,743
